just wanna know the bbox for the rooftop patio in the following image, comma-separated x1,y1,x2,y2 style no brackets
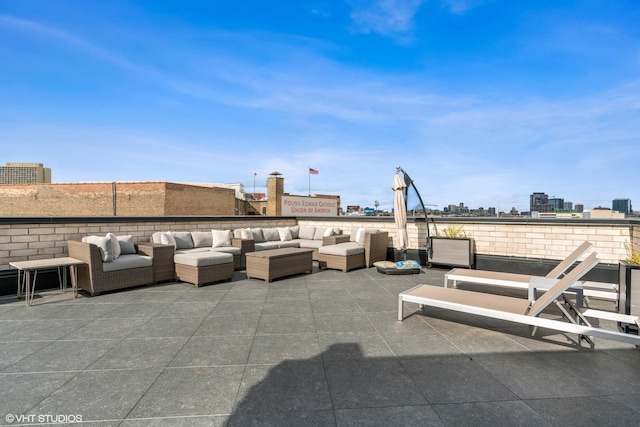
1,264,639,426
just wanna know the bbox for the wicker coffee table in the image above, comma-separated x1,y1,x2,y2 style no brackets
245,248,314,282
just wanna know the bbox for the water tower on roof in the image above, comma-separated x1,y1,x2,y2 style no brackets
267,171,284,216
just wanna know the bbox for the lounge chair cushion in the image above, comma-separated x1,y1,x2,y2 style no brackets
211,229,232,247
191,231,213,248
319,242,364,256
103,254,153,272
210,247,241,256
106,233,121,259
289,226,300,239
173,232,194,250
174,252,233,267
299,239,323,249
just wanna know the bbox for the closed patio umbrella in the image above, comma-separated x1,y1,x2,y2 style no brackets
392,172,408,252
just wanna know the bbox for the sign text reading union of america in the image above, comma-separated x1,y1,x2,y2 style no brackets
281,195,338,217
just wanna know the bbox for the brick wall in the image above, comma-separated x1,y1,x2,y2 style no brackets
1,217,638,270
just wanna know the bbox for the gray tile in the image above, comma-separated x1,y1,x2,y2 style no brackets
99,303,169,319
401,356,518,403
354,295,399,312
122,416,228,426
126,316,204,338
366,311,436,332
43,303,119,319
380,330,463,357
222,289,268,302
314,313,375,333
433,400,551,427
211,300,264,315
129,366,244,417
174,288,229,302
4,339,119,373
0,372,77,416
170,335,253,367
324,359,427,409
261,299,312,315
72,317,150,339
525,396,640,426
256,314,317,335
89,337,188,369
440,326,532,354
335,405,443,427
0,341,50,371
128,290,188,304
318,333,394,360
234,361,332,413
229,409,335,427
265,288,310,301
2,318,88,342
473,353,607,399
311,299,363,314
31,368,162,422
195,315,260,336
0,303,68,320
153,301,218,318
248,334,321,364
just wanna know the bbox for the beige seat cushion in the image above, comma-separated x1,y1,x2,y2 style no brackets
103,254,153,272
318,242,364,256
174,252,233,267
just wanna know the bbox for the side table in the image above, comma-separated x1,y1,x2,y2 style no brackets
9,257,84,306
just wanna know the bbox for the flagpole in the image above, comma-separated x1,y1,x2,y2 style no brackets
308,167,311,196
253,172,256,195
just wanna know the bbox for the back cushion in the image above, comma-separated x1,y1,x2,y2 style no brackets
289,226,300,239
250,228,265,243
173,232,194,250
191,231,213,248
313,227,328,240
117,235,136,255
85,235,115,263
298,226,315,240
262,228,280,241
212,230,232,248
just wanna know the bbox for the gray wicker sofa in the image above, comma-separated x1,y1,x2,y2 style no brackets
67,237,156,296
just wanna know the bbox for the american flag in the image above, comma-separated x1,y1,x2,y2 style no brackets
309,168,319,175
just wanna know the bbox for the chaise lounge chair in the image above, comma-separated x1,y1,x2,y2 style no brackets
399,252,640,348
443,241,617,302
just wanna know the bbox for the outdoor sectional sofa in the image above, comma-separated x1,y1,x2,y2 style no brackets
232,225,345,261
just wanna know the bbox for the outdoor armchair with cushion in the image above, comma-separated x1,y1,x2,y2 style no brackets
67,237,154,296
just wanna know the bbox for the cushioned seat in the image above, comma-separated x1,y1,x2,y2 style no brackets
173,252,234,287
318,242,364,256
103,254,153,272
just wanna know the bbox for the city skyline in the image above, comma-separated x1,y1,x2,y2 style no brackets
1,1,639,212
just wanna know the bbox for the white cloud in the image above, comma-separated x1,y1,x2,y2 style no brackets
348,0,424,38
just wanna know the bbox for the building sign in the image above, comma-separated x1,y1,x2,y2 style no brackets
282,195,338,217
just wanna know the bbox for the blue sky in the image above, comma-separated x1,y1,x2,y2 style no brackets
1,0,639,212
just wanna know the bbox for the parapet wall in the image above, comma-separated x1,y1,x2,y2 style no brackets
1,216,638,270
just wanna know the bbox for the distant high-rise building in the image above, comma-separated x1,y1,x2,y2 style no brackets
564,201,573,211
575,204,584,213
612,198,632,216
0,162,51,184
548,198,565,212
530,192,551,212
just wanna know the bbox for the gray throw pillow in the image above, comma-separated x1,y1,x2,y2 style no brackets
117,235,136,255
173,232,194,250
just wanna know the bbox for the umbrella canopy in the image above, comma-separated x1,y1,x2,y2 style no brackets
392,173,408,250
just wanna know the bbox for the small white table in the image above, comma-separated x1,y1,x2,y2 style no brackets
9,257,84,306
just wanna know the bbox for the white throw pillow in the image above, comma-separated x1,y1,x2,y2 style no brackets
239,228,253,240
212,229,232,248
85,235,115,263
355,228,366,246
191,231,213,248
160,231,177,248
324,227,333,237
313,227,327,240
278,227,292,241
106,233,121,259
